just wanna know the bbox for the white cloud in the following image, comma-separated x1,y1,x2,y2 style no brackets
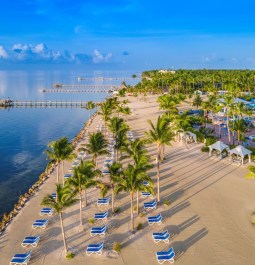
0,46,9,59
0,43,113,64
93,49,112,63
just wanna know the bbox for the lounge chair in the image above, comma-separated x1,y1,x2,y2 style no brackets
32,219,49,229
71,161,79,167
39,208,53,216
21,235,41,247
102,169,110,175
10,251,32,265
148,214,163,225
90,225,106,237
94,211,108,220
144,200,157,210
86,242,104,256
152,230,170,243
141,192,152,198
97,197,110,206
156,247,174,256
156,248,175,264
143,181,149,186
51,193,56,199
64,174,72,179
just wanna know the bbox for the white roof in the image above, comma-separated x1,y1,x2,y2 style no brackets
209,141,230,152
229,145,252,157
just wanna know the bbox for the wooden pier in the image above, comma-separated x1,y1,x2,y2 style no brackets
77,77,140,81
40,89,112,93
9,100,100,108
52,84,119,89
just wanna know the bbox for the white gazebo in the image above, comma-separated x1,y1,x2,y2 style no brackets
208,141,230,159
179,131,197,146
229,145,252,165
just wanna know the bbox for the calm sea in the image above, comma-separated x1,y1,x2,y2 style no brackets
0,67,139,217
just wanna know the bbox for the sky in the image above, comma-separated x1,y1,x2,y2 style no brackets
0,0,255,70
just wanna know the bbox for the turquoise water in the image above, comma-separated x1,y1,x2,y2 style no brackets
0,68,139,217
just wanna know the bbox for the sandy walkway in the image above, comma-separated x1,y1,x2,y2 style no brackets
1,95,255,265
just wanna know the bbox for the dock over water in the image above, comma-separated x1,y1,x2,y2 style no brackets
0,100,101,108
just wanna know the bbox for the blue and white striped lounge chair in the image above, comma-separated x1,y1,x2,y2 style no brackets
68,168,73,172
148,214,163,225
86,242,104,256
51,193,56,199
141,192,152,198
64,174,72,180
156,247,175,264
21,235,41,247
144,199,157,210
40,208,53,216
102,169,110,175
32,219,49,229
71,161,79,167
94,211,108,220
152,230,170,243
97,197,110,206
10,251,32,265
143,181,149,186
90,225,106,237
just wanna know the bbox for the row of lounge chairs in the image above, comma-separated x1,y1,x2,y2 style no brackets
141,182,175,263
10,206,55,264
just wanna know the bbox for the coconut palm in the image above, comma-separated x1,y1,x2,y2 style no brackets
66,160,100,226
78,132,109,168
230,119,246,144
41,184,77,255
86,101,96,120
121,138,153,214
192,94,203,109
98,101,113,136
45,137,72,183
222,94,235,143
100,162,122,212
145,116,174,203
115,164,153,232
108,116,129,161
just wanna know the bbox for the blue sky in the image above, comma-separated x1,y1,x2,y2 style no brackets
0,0,255,70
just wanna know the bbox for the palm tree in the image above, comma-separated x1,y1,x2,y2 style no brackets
230,119,246,144
145,116,174,203
41,184,77,255
173,117,193,149
45,137,72,183
78,132,109,168
98,101,113,136
86,101,96,120
66,160,100,226
222,94,234,143
100,162,122,212
61,139,77,182
115,164,153,232
121,138,153,214
192,94,203,109
108,116,129,161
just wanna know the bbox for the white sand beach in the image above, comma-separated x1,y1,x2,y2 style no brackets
1,95,255,265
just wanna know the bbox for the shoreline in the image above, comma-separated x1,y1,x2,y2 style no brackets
0,109,99,234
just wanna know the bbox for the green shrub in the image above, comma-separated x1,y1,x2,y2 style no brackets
66,252,75,259
114,207,121,214
163,199,171,206
193,131,204,143
201,146,209,152
138,211,146,217
137,223,143,230
205,136,217,146
88,218,95,224
133,205,137,212
113,242,122,253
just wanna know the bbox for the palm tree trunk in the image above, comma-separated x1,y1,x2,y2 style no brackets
62,161,65,184
59,212,68,255
136,190,139,215
112,187,114,212
89,109,91,120
57,164,59,183
83,189,87,207
238,131,240,144
156,146,160,203
115,149,119,162
79,192,83,226
130,193,134,232
226,114,231,143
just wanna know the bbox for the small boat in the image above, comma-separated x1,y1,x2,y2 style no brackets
53,83,62,88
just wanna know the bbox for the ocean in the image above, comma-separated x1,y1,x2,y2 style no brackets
0,67,139,217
